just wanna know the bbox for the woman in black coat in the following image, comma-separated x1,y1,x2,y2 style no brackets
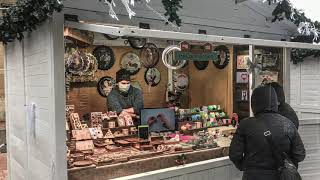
229,85,305,180
268,82,299,129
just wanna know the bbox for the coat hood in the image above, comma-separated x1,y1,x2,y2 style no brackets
268,82,285,105
251,85,278,115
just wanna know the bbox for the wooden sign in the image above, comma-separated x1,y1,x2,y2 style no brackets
175,42,218,61
76,140,94,151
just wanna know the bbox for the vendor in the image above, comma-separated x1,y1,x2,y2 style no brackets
107,69,144,117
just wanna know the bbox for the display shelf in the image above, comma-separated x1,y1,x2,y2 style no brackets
102,126,135,131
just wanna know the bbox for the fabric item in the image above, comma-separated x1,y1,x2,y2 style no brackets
107,86,144,114
118,83,130,93
229,85,305,179
279,103,299,129
242,170,279,180
116,69,131,83
251,85,278,115
268,82,299,129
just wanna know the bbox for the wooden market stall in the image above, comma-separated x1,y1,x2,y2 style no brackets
4,11,320,180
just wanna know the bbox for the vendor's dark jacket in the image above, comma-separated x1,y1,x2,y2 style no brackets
107,86,144,114
229,86,305,180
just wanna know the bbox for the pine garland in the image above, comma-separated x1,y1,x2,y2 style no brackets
162,0,183,27
0,0,63,44
271,0,320,64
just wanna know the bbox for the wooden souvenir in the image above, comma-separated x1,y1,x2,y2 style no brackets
107,111,118,118
113,131,123,137
120,52,141,75
104,129,115,139
104,139,115,145
89,127,104,139
90,112,103,128
108,121,116,128
73,160,93,167
75,140,94,151
72,129,92,141
117,115,126,127
115,140,132,147
70,113,82,130
124,115,134,126
122,129,129,136
140,43,160,68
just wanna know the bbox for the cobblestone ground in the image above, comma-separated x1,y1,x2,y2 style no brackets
0,153,7,180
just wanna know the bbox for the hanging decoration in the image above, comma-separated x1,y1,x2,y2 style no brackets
100,0,150,20
97,76,116,97
194,61,209,70
174,73,188,92
93,46,115,70
144,68,161,87
65,48,98,82
125,37,146,49
212,45,230,69
262,0,320,63
120,52,141,75
0,0,63,44
140,43,160,68
162,45,187,70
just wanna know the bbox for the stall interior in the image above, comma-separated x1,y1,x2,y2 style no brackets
64,27,239,177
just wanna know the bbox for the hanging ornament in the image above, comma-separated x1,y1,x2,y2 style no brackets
100,0,119,20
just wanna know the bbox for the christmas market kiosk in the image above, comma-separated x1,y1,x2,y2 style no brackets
4,9,320,180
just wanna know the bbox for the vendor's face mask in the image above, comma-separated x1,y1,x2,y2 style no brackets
118,81,130,92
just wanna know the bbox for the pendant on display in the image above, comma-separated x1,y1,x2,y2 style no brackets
212,45,230,69
194,61,209,70
97,76,116,97
120,52,141,75
174,73,189,91
126,37,146,49
144,68,161,87
93,46,115,70
140,43,160,68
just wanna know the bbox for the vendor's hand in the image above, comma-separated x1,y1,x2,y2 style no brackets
124,108,134,114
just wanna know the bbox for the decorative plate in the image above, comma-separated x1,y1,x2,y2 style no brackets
103,34,119,40
120,52,141,75
93,46,115,70
140,43,159,68
144,68,161,87
97,76,116,97
174,73,189,91
213,45,230,69
194,61,209,70
127,37,146,49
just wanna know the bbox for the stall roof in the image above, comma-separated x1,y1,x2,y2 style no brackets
66,21,320,50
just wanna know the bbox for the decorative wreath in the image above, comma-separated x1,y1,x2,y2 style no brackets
212,45,230,69
93,46,115,70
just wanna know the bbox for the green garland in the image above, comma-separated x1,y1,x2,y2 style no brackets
0,0,63,44
271,0,320,64
162,0,183,27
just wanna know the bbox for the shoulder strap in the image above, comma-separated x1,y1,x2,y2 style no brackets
260,121,284,168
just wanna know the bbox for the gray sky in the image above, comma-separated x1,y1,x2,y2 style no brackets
290,0,320,21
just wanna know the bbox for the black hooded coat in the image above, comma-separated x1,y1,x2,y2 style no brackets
229,86,305,180
269,82,299,129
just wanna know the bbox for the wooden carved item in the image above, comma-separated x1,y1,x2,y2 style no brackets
90,112,103,128
70,113,82,130
76,140,94,151
89,127,104,139
72,129,92,140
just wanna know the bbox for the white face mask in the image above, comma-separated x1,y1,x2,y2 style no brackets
118,83,130,92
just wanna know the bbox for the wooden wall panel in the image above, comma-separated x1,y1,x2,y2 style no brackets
67,46,168,117
188,46,233,115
